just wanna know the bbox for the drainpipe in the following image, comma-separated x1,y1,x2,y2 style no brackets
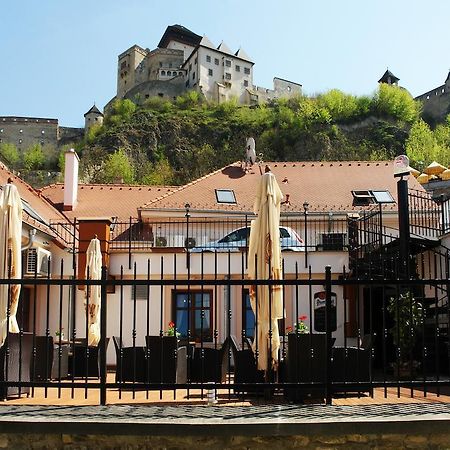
21,228,37,252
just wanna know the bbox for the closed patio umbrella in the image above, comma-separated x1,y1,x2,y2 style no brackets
424,161,446,175
0,181,23,347
248,166,284,371
85,237,102,346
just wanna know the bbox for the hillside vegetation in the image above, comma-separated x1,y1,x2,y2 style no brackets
2,84,450,186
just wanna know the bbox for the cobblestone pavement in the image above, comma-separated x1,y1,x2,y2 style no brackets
0,403,449,435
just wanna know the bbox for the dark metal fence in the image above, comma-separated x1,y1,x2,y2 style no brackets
0,246,449,406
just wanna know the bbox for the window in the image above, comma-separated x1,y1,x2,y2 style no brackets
225,72,231,80
161,70,166,75
215,189,236,203
244,67,250,75
235,65,240,72
158,93,164,97
351,190,395,206
173,291,212,342
169,63,172,68
214,58,219,65
179,71,183,76
159,62,163,67
189,64,192,71
19,129,23,133
120,61,127,69
243,80,248,87
41,130,45,134
194,58,197,64
0,129,3,133
242,289,254,339
225,59,231,67
208,68,213,76
132,285,149,301
206,55,211,63
192,72,195,79
18,139,22,144
167,71,171,76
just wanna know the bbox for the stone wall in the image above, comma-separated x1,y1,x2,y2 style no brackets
0,116,58,150
124,79,186,105
1,431,450,449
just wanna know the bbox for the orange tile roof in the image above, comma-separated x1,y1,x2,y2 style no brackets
139,161,426,214
0,162,67,234
40,183,176,222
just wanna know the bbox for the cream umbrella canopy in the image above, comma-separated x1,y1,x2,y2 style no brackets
247,167,284,371
85,237,102,346
0,181,23,348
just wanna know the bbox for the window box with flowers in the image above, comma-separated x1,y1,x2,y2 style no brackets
166,321,181,339
286,315,309,335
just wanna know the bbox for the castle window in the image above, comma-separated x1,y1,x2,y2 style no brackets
18,139,22,144
225,60,231,67
41,130,45,134
214,58,219,65
0,129,3,133
169,63,172,68
145,94,150,99
206,55,211,63
0,139,2,143
167,71,171,76
189,64,192,72
121,61,127,69
40,140,44,145
158,93,164,97
244,67,250,75
225,73,231,80
195,58,197,64
192,72,196,79
179,71,183,76
208,69,213,76
159,62,163,67
235,65,240,72
161,70,166,75
19,129,23,133
95,118,98,121
287,86,291,92
243,80,248,87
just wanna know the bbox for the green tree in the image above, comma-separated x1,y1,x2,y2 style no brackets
140,157,174,185
103,148,134,183
0,142,20,167
374,84,421,124
106,99,137,126
317,89,360,122
23,143,45,170
405,119,440,168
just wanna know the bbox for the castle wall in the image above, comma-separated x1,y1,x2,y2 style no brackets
165,40,196,61
123,80,186,105
416,85,450,123
0,116,59,150
59,127,84,146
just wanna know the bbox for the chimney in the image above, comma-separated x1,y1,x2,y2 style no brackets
63,148,79,211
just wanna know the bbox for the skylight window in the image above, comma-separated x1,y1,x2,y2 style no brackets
351,190,395,206
215,189,236,204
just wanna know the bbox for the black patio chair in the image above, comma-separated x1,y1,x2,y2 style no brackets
190,343,229,383
285,333,327,402
69,337,109,378
226,335,265,394
112,336,148,383
32,335,53,381
331,334,373,394
0,332,32,400
145,336,187,385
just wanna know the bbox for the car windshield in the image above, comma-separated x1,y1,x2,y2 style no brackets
219,228,249,243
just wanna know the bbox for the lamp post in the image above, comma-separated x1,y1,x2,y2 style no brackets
303,201,309,268
185,203,190,270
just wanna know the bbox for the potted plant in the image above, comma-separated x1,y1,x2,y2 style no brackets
286,315,309,335
166,321,181,338
387,291,423,378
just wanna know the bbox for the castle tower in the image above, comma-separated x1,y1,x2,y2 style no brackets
378,69,399,86
117,45,149,98
84,105,104,134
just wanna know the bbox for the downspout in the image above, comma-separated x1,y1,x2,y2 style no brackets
21,228,37,252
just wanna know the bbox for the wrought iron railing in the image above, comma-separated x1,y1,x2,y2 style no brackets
0,250,449,406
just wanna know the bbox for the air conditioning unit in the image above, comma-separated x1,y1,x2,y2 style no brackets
25,247,51,276
154,236,168,247
319,233,347,251
185,237,196,249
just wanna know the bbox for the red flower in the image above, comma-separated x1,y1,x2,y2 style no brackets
299,315,307,322
286,326,293,332
168,321,175,328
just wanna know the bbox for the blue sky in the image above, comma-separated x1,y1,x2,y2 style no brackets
0,0,448,127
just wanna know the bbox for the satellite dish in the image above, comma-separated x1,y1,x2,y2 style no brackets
393,155,410,178
246,137,256,165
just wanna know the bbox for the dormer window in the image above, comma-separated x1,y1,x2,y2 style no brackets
216,189,236,204
351,190,395,206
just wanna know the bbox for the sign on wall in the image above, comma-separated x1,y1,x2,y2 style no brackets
313,291,337,332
